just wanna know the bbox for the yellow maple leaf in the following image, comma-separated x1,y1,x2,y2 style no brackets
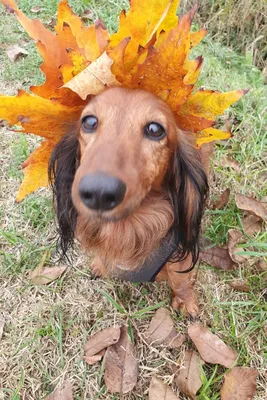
109,0,180,62
16,140,57,202
0,0,247,201
179,89,247,120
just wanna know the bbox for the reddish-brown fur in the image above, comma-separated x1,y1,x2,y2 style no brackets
50,87,210,316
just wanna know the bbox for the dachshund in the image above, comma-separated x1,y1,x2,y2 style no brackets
49,87,209,316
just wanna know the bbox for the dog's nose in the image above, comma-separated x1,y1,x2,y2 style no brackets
78,172,126,211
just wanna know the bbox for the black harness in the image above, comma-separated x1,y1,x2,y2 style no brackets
107,231,195,282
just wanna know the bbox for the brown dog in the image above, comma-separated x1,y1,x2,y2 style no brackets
49,87,209,316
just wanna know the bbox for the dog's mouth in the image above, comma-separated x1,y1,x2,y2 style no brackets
77,203,136,223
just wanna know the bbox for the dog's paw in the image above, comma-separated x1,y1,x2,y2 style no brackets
171,294,199,318
90,257,106,277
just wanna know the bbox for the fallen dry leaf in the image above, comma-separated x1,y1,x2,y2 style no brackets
199,246,237,270
229,280,250,293
82,8,94,21
104,325,138,394
84,326,121,357
30,6,42,13
176,350,204,399
144,308,184,348
228,229,248,264
0,316,5,341
188,324,238,368
29,258,67,286
149,377,180,400
83,349,106,365
242,214,262,236
63,52,120,99
213,188,230,210
222,156,241,173
221,367,258,400
6,44,28,61
255,259,267,271
144,308,173,344
163,329,185,349
235,194,267,221
46,379,73,400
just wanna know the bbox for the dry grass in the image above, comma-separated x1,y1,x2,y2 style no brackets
180,0,267,69
0,1,267,399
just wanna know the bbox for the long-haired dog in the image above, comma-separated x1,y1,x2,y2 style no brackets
49,87,209,316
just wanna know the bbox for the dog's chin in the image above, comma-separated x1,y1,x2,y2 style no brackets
75,203,138,223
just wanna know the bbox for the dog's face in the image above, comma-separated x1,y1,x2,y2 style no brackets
49,87,208,263
71,88,178,221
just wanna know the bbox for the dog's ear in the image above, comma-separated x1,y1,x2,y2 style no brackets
48,133,80,258
165,135,209,266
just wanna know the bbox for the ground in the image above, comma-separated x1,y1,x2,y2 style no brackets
0,1,266,399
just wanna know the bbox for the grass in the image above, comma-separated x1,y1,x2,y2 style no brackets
181,0,267,69
0,0,266,399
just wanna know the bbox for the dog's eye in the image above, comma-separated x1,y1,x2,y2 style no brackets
81,115,98,133
144,122,166,140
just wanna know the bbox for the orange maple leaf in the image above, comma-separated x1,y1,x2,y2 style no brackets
0,0,247,201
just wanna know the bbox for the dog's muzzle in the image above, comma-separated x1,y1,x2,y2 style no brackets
78,172,126,211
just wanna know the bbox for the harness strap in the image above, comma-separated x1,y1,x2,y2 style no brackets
106,231,195,282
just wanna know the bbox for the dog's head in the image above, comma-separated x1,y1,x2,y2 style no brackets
49,87,208,263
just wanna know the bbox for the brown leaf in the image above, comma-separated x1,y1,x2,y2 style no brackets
104,325,138,394
30,6,42,13
223,157,241,173
188,324,238,368
213,188,230,210
149,377,180,400
144,307,184,348
221,367,258,400
242,214,262,236
63,52,120,100
235,194,267,221
144,308,174,345
29,259,67,285
82,8,94,21
83,349,106,365
6,44,28,62
0,316,5,341
176,350,204,400
163,329,185,349
255,259,267,271
199,246,237,270
46,379,73,400
229,280,250,292
228,229,248,264
84,326,121,357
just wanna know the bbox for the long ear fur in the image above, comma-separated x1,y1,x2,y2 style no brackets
165,137,209,266
48,133,80,258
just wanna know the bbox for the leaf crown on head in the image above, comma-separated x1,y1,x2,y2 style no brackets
0,0,246,201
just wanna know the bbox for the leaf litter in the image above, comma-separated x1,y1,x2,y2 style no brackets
221,367,258,400
46,379,73,400
104,325,138,394
6,44,28,62
144,307,185,348
188,323,238,368
83,325,121,365
176,350,204,399
149,377,180,400
213,188,230,210
235,193,267,221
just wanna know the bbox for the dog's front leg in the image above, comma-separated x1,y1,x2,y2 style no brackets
90,255,108,277
156,256,199,317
